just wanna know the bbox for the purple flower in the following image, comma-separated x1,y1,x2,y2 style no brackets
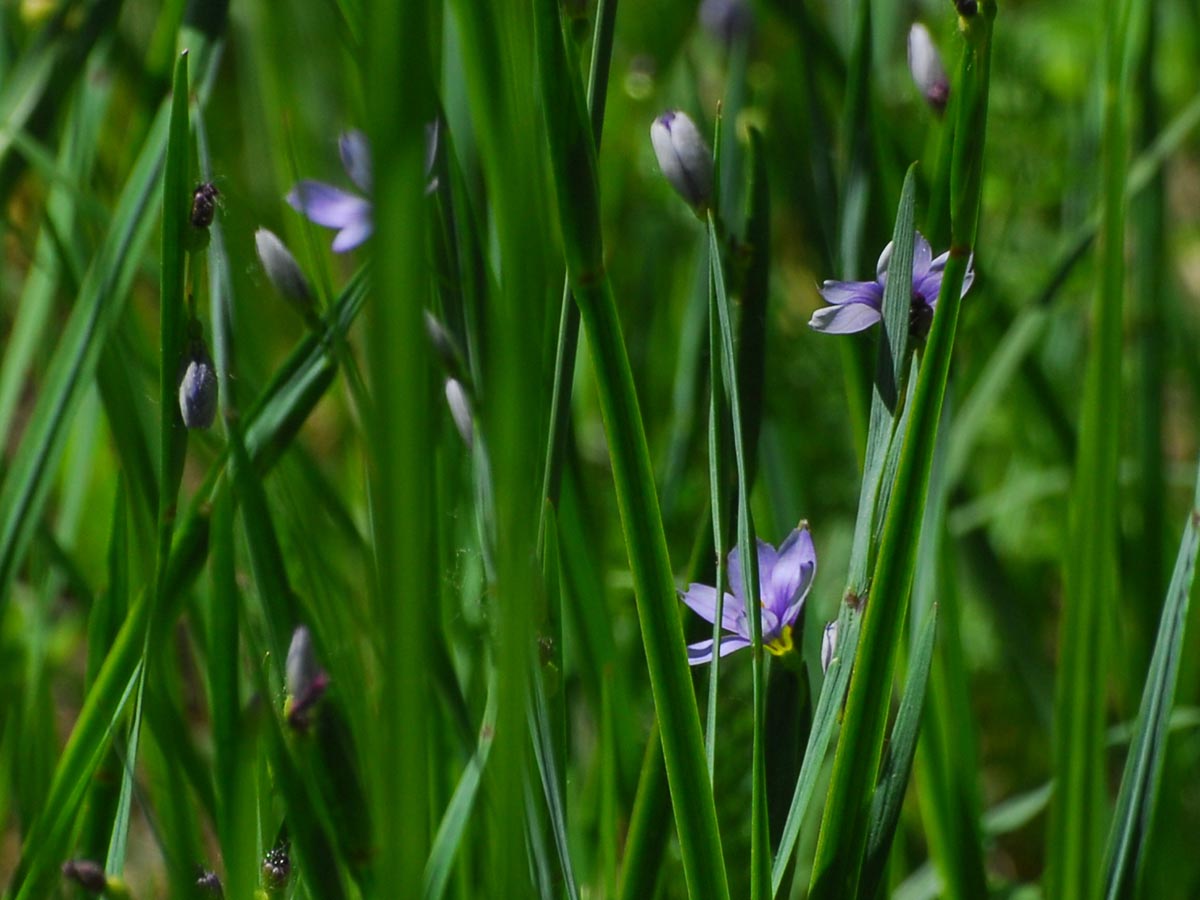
287,130,373,252
650,110,713,211
680,524,816,665
808,231,975,338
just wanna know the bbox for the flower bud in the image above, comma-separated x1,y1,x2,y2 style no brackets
650,110,713,211
62,859,108,893
820,620,839,674
444,378,474,448
907,24,950,114
179,344,218,429
196,868,225,897
255,228,314,311
286,625,329,730
699,0,753,47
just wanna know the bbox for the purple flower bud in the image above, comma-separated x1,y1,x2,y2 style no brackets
255,228,313,309
821,620,839,674
907,24,950,114
445,378,474,447
179,346,218,429
650,110,713,211
62,859,108,893
286,625,329,730
699,0,753,47
196,868,225,897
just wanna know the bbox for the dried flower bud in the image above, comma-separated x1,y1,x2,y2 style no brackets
262,846,291,891
907,24,950,114
255,228,313,309
650,110,713,211
286,625,329,730
820,620,839,674
444,378,474,447
191,182,220,229
62,859,108,893
179,344,218,429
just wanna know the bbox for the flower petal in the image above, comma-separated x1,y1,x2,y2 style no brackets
912,232,933,278
287,181,370,230
687,635,752,666
819,279,883,306
680,583,743,633
876,240,895,280
339,130,372,194
331,217,373,252
809,302,883,334
960,255,976,296
768,526,817,625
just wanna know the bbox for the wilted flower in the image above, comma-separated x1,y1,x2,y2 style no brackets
820,620,838,674
907,24,950,114
255,227,314,309
681,524,816,664
650,110,713,211
444,378,474,447
179,343,218,429
286,625,329,730
808,231,974,339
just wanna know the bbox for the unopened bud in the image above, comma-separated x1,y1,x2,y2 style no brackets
445,378,474,447
650,110,713,211
699,0,753,47
179,343,218,429
286,625,329,730
196,868,225,897
907,24,949,114
256,228,313,309
820,620,839,674
62,859,108,893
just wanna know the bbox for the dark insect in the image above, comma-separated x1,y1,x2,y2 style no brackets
191,181,220,228
195,868,225,897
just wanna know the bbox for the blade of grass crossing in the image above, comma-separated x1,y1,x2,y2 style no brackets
1101,454,1200,898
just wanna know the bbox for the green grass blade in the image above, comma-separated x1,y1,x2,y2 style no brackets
860,603,938,899
532,0,729,895
1101,454,1200,898
808,5,996,895
367,0,437,894
1047,0,1131,892
423,681,498,900
708,209,770,897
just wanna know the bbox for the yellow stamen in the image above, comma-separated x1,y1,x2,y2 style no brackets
765,624,794,657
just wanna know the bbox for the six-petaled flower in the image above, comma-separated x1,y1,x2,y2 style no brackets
680,524,816,665
808,231,974,339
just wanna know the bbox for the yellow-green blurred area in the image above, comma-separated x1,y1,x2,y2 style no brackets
0,0,1199,897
